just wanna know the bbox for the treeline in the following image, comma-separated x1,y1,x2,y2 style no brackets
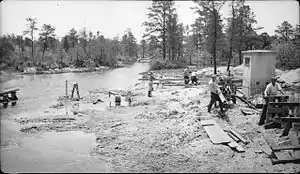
0,18,139,72
1,0,299,73
141,0,300,72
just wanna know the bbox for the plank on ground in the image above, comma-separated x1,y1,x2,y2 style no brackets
201,120,231,144
229,128,249,144
227,132,240,142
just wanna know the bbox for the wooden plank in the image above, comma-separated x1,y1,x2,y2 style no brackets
227,141,245,152
274,151,294,161
201,120,231,144
203,126,225,144
279,117,300,123
267,95,289,102
269,102,300,107
229,128,249,144
0,88,19,95
271,157,300,164
227,132,240,142
264,134,279,151
265,134,300,151
200,120,216,126
267,107,289,114
212,122,232,143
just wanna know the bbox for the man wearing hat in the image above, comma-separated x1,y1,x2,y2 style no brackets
264,76,285,97
183,68,189,84
148,72,155,97
258,76,285,125
207,74,224,113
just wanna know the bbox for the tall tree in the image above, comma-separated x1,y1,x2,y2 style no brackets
143,1,175,60
275,21,294,42
38,24,56,60
193,0,225,74
140,39,146,58
235,3,258,64
62,36,69,52
23,17,38,64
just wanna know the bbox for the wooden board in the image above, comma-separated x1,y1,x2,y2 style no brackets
200,120,216,126
267,107,289,114
269,102,300,107
264,134,300,151
227,132,240,142
274,151,294,161
229,128,249,144
0,88,19,95
201,120,231,144
279,117,300,123
227,141,245,152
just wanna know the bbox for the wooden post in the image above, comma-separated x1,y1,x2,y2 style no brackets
71,83,76,99
76,83,80,99
65,80,68,98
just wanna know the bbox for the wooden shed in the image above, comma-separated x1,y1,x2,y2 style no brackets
241,50,277,97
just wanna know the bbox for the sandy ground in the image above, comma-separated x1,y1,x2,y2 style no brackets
12,68,300,173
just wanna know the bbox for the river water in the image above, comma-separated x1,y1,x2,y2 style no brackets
1,63,150,173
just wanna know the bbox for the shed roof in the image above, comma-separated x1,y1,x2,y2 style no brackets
242,50,276,53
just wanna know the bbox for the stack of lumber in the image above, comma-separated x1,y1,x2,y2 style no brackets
200,120,248,152
264,134,300,164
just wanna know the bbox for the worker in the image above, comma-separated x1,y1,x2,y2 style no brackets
258,77,285,125
191,71,198,85
264,77,285,97
125,90,133,106
148,72,155,97
207,74,224,114
183,68,189,84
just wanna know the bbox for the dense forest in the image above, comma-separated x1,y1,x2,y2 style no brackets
1,0,299,73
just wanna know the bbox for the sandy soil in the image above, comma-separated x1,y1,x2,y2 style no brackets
13,68,300,173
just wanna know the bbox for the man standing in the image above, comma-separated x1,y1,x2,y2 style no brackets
183,68,189,84
264,77,285,97
258,76,285,125
191,71,198,85
207,75,224,113
148,72,155,97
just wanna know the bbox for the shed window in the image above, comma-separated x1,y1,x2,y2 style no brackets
244,57,250,67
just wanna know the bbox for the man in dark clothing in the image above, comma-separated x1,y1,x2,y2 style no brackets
207,75,224,113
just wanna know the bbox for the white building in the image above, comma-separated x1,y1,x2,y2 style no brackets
241,50,277,97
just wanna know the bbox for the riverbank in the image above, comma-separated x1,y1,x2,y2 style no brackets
8,67,300,173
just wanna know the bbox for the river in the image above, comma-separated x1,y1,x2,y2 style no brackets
1,63,150,173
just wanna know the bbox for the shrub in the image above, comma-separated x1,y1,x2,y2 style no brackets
149,59,187,70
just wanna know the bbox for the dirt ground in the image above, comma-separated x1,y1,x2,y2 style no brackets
15,69,300,173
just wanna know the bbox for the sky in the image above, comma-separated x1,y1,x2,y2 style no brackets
0,0,299,42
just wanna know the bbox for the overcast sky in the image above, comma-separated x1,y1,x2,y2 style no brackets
0,0,299,42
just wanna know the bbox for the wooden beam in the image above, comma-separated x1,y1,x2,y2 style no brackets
267,107,289,114
264,134,300,151
278,117,300,123
269,102,300,107
0,89,20,96
229,128,249,144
